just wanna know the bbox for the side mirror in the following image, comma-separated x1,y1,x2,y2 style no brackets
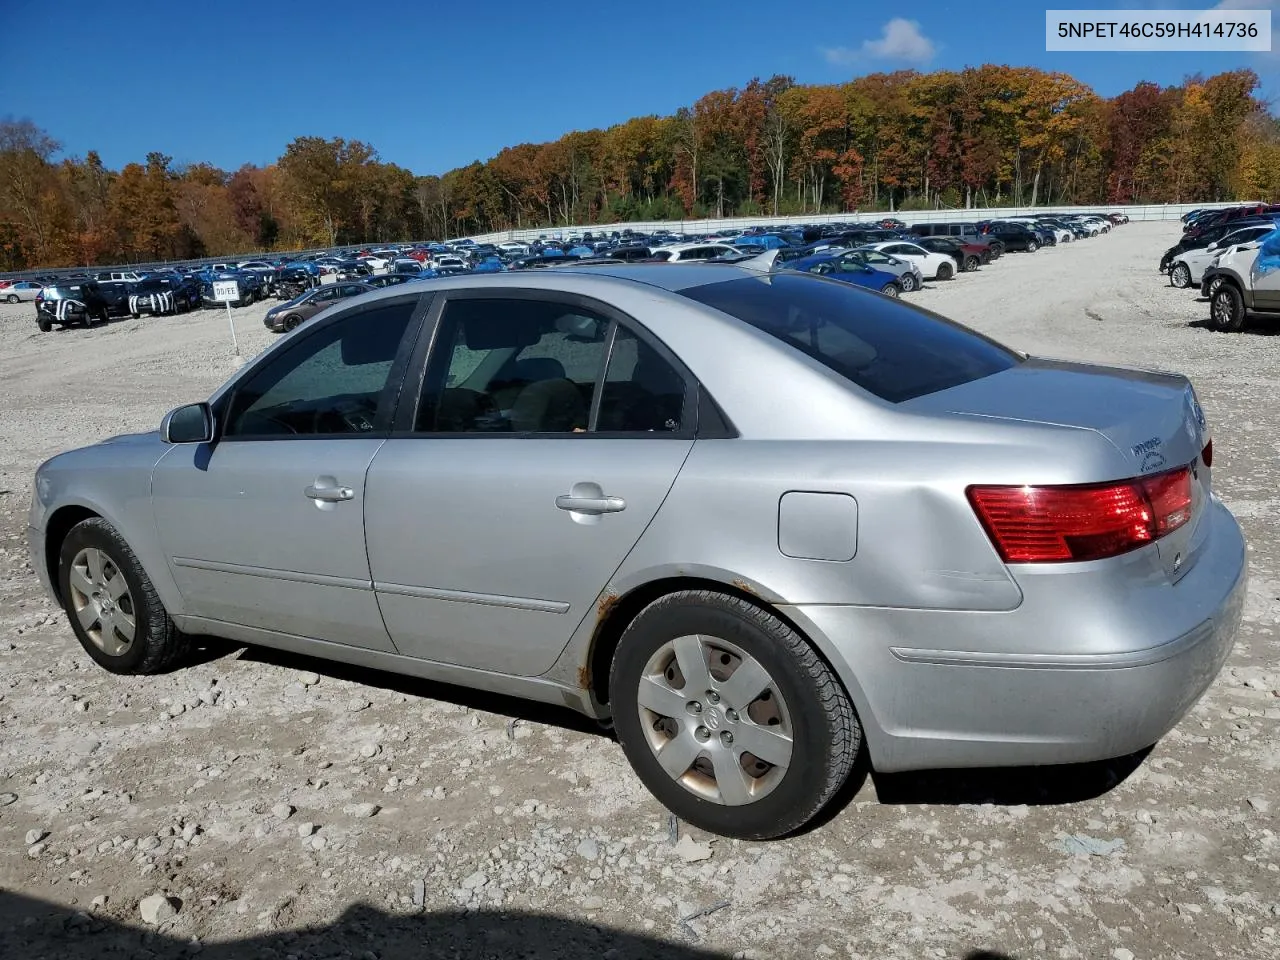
1207,242,1218,251
161,402,214,444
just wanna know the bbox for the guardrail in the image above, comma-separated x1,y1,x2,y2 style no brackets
0,201,1252,281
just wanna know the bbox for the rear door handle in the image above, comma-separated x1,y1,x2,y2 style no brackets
555,494,626,514
305,483,354,502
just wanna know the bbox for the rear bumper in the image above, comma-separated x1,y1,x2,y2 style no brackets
785,497,1246,772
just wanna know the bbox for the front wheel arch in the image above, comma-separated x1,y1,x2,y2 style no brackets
43,505,102,605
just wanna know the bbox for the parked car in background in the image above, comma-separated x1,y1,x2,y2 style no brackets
35,281,115,330
262,281,374,333
981,222,1041,252
1202,228,1280,332
833,248,923,291
128,276,199,317
789,253,903,296
3,280,43,302
915,236,991,272
1169,222,1280,288
865,240,958,282
647,243,742,263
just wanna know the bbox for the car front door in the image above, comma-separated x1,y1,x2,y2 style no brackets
364,291,696,677
151,294,426,650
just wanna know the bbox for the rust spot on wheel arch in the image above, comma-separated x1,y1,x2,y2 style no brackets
731,578,759,597
575,663,592,690
596,590,620,622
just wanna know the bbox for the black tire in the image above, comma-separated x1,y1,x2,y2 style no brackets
6,293,18,304
57,518,189,675
131,312,140,319
283,314,302,332
1211,285,1247,333
37,315,51,332
963,255,980,272
880,282,900,298
936,261,954,281
898,272,918,292
610,590,860,840
1170,263,1192,289
1026,240,1039,253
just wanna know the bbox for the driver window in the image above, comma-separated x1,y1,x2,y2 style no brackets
223,299,418,438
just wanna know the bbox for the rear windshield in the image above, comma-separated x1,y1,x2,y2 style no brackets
681,273,1019,403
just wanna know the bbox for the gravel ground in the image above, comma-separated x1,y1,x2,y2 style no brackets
1,223,1278,960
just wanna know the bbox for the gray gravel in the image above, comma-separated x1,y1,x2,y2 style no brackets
0,225,1278,959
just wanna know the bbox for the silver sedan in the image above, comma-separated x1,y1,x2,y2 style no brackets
27,264,1246,839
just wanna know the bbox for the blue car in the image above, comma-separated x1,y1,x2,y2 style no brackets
787,254,903,297
733,234,789,251
471,256,506,274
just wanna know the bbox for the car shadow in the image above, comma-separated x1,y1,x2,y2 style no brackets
1186,318,1280,336
201,642,1145,821
871,748,1151,806
232,642,608,737
0,889,1023,959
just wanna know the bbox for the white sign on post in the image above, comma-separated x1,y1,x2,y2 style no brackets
211,280,241,357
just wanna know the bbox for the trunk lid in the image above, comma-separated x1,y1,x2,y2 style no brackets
907,357,1210,580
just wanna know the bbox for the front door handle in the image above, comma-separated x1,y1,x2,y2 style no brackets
555,494,626,514
305,483,354,502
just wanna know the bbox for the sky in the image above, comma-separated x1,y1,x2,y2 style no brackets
1,0,1275,176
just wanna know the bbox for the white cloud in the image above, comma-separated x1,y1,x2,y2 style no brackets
822,18,937,67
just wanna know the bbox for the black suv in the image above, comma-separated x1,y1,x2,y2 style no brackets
35,280,128,331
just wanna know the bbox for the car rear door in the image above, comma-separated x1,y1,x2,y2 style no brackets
363,290,695,677
151,294,428,650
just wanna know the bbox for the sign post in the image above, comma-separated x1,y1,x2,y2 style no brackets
212,280,241,357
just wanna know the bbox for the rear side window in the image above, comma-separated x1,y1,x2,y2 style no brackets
681,273,1019,403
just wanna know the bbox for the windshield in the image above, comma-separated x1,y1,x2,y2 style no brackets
681,273,1019,403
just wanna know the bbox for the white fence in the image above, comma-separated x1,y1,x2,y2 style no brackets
467,201,1247,244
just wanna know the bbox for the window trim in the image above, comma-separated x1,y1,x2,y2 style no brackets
213,292,432,444
392,287,702,441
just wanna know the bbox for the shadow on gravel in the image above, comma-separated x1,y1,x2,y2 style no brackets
0,890,1024,959
1186,318,1280,336
871,748,1151,807
233,643,609,737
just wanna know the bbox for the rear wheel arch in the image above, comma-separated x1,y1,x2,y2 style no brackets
585,577,872,733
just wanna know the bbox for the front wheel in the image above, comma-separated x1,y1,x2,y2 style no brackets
37,315,51,332
1206,276,1224,300
6,294,18,304
1026,240,1039,253
880,282,900,298
898,273,918,292
936,261,954,281
1210,285,1247,333
610,590,860,839
283,314,302,332
1170,263,1192,289
963,255,980,272
58,518,189,674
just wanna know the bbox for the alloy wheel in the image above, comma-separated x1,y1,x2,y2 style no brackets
68,547,136,657
636,634,794,806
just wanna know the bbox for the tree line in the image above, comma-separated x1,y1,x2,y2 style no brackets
1,66,1276,270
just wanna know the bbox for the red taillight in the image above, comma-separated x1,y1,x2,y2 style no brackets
1201,440,1213,468
967,465,1194,563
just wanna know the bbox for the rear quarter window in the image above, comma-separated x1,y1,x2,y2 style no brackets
681,273,1019,403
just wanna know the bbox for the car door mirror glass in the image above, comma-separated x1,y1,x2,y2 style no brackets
162,402,213,444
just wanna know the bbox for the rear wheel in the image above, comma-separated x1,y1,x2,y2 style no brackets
880,283,900,298
1211,285,1247,333
58,518,189,675
963,255,980,272
936,261,954,281
898,273,918,292
610,590,860,840
1170,263,1192,289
